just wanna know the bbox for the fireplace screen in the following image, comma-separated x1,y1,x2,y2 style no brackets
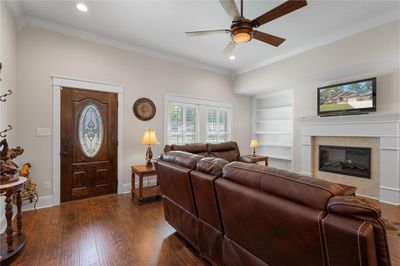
319,145,371,178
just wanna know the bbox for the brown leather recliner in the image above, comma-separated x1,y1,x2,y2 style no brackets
155,151,204,248
191,157,229,265
216,162,390,266
155,151,229,265
155,152,391,266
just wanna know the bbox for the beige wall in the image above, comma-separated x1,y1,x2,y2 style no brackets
234,20,400,95
0,1,17,230
1,1,17,146
234,20,400,173
16,26,252,197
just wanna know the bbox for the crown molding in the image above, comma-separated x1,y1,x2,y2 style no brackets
234,17,400,76
4,0,26,30
9,2,398,78
23,16,231,76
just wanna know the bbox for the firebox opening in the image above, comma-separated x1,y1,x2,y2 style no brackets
319,145,371,178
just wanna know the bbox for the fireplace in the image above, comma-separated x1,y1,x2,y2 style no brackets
319,145,371,178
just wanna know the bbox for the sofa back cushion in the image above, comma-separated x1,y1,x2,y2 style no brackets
207,141,240,162
216,178,326,266
223,162,347,210
168,143,208,156
162,151,204,170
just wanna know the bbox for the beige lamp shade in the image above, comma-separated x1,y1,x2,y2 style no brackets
141,129,160,145
250,139,259,148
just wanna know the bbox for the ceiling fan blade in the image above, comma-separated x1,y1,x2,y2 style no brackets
223,41,237,56
252,0,307,27
185,29,230,37
253,31,285,47
219,0,241,20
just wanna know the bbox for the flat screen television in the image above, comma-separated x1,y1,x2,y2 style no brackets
318,77,376,116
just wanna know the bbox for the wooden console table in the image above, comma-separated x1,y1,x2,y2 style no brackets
0,177,27,264
131,165,161,204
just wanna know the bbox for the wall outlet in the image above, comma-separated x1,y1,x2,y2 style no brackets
44,181,51,189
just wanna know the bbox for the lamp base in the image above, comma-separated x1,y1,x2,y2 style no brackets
252,148,256,157
145,145,153,167
145,160,153,167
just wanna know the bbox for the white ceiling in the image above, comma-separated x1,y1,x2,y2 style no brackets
16,0,400,74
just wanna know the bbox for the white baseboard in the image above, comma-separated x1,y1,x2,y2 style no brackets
21,195,54,212
122,183,131,194
356,193,380,201
356,193,400,206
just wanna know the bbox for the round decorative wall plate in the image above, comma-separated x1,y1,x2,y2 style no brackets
133,98,156,121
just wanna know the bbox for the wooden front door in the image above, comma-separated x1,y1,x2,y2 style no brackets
61,87,118,202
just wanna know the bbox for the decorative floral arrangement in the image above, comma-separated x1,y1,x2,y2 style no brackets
0,138,24,185
19,163,37,198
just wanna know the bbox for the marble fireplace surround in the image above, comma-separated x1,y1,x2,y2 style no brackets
301,113,400,205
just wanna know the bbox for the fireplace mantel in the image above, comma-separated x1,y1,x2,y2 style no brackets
300,112,400,205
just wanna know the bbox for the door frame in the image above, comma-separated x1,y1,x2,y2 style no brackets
52,76,124,206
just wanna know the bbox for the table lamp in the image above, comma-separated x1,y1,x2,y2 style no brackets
250,139,259,157
141,129,160,167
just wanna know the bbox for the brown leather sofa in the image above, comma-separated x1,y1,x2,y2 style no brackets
164,141,260,163
155,151,391,266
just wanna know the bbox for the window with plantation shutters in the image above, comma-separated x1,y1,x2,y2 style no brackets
168,103,198,144
207,107,230,143
165,95,232,145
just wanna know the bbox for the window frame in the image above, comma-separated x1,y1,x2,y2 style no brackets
167,101,200,145
164,94,232,145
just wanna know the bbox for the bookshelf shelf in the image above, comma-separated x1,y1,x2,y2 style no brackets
252,89,294,171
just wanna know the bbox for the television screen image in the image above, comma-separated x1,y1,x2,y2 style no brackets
318,78,376,115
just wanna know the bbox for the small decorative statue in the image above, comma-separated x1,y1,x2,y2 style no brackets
19,163,31,177
0,138,24,185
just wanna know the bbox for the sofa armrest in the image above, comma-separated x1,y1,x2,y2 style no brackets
197,157,229,177
327,196,391,266
238,156,258,163
327,196,381,220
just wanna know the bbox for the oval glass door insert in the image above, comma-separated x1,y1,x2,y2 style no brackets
79,104,104,157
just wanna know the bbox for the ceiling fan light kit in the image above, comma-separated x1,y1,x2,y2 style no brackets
186,0,308,56
231,19,253,43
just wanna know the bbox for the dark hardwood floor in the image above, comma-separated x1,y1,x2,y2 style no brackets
7,194,400,266
9,194,207,266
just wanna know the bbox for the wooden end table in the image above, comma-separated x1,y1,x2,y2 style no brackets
131,165,161,204
0,177,27,264
243,155,269,166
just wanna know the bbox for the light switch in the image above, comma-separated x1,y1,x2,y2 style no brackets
37,128,51,136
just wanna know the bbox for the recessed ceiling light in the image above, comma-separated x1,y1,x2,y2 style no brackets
229,55,236,60
76,3,88,12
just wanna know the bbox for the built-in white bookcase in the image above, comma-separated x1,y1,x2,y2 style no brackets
252,89,294,171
